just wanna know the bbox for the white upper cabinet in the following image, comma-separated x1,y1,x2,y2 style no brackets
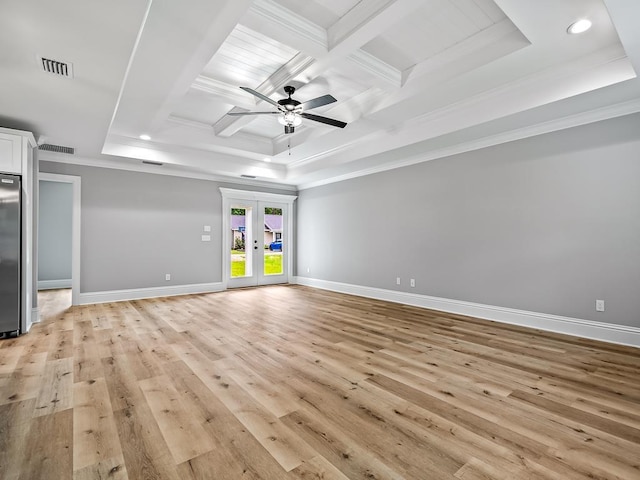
0,132,22,174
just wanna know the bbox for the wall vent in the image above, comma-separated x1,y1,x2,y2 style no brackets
39,143,75,155
38,56,74,78
241,174,256,179
142,160,163,166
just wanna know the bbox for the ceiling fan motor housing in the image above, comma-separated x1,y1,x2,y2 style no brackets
278,87,301,111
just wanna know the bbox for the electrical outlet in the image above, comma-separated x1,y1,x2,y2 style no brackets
396,277,401,285
410,278,415,288
307,267,310,273
165,274,171,281
596,299,605,312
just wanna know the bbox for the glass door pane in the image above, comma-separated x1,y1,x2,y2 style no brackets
257,201,287,285
230,206,247,278
263,206,283,277
228,204,257,287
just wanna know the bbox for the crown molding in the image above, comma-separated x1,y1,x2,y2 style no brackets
249,0,327,50
349,49,402,87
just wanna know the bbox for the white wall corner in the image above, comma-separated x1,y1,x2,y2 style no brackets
292,277,640,349
31,307,40,324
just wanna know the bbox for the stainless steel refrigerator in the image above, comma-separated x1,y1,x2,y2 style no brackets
0,173,21,337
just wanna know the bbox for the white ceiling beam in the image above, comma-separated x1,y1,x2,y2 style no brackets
108,0,253,138
240,0,328,59
402,18,528,85
191,76,256,109
326,0,425,55
348,50,402,87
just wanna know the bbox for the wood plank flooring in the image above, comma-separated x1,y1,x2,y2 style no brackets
1,285,639,479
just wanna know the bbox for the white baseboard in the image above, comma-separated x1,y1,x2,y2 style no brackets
292,277,640,349
79,282,224,305
31,307,40,324
38,279,72,290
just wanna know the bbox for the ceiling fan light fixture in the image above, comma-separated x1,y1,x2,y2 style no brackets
278,112,302,127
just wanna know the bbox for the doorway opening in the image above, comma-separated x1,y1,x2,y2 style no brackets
221,188,296,289
37,173,81,306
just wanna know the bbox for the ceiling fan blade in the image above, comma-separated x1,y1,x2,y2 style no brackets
300,94,337,111
239,87,282,109
301,112,347,128
227,111,279,116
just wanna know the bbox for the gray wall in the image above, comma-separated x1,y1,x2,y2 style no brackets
39,162,294,293
38,180,73,282
296,113,640,328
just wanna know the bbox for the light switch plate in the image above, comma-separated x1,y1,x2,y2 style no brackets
203,225,211,232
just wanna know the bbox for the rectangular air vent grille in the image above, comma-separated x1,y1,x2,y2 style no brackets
241,174,256,179
142,160,163,166
39,57,73,78
39,144,75,155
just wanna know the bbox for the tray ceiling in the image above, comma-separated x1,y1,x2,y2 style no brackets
2,0,639,189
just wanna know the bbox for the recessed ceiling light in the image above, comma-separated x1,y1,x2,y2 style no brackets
139,134,151,140
567,19,592,34
263,157,271,162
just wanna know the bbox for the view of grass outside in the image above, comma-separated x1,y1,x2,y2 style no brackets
231,253,282,277
264,253,283,275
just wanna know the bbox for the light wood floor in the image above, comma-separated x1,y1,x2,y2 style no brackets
1,286,639,479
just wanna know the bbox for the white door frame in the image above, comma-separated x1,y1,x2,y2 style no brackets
220,188,296,289
38,173,81,306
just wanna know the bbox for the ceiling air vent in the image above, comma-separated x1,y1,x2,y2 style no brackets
142,160,163,166
39,143,75,155
38,56,74,78
241,174,256,179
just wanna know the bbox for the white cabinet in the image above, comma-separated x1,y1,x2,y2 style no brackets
0,127,37,333
0,132,22,174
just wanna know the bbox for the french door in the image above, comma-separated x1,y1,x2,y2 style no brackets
221,189,296,289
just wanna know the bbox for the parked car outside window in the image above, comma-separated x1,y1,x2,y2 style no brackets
268,240,282,251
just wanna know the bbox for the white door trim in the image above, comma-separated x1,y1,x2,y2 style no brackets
39,173,81,306
220,188,297,289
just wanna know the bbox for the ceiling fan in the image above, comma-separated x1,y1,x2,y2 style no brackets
227,86,347,134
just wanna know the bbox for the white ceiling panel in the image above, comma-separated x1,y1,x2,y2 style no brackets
201,24,298,88
240,115,285,139
363,0,506,71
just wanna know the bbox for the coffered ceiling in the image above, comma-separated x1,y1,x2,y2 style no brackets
1,0,639,189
